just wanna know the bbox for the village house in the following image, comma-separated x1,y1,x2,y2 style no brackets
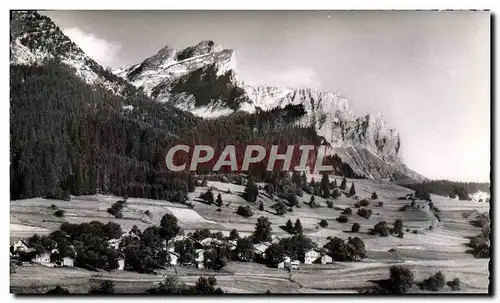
321,254,333,265
227,240,237,251
200,237,223,247
195,249,205,269
277,256,290,269
304,249,321,264
32,251,51,265
277,256,301,270
290,260,300,269
107,238,121,250
117,258,125,270
59,256,75,267
252,243,270,259
12,240,29,253
167,248,179,266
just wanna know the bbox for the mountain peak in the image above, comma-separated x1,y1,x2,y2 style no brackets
176,40,224,61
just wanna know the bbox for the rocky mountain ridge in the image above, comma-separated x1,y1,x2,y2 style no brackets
10,10,426,181
115,41,426,181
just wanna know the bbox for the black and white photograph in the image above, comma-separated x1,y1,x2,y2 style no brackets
9,8,491,295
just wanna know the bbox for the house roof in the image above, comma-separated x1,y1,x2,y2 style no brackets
167,250,180,257
11,239,29,247
253,243,270,253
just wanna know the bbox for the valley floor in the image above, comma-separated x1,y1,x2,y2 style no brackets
10,177,491,294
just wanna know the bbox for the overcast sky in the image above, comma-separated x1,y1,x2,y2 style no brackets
42,10,491,182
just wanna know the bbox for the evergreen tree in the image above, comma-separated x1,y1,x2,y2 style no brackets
244,177,259,203
229,229,240,240
216,193,223,207
333,179,338,188
265,183,275,198
285,219,294,233
309,177,315,188
253,216,272,243
259,201,264,211
331,188,341,199
291,171,301,189
321,173,330,198
187,173,195,192
340,177,347,190
309,195,316,208
301,172,307,188
294,219,303,234
349,183,356,197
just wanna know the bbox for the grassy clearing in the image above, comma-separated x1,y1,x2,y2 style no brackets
10,177,490,293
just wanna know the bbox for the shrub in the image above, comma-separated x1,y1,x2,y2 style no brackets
54,210,65,218
287,207,293,213
412,229,418,234
399,204,409,212
323,236,366,261
378,201,384,207
236,206,253,218
389,265,415,294
331,188,341,199
371,192,378,200
90,280,115,294
46,285,70,294
372,221,390,237
337,215,349,223
419,271,445,291
342,207,353,215
406,228,410,232
200,190,215,205
259,202,264,211
357,208,372,219
272,201,287,216
319,219,328,228
144,210,151,216
351,223,360,233
359,199,370,207
216,208,222,212
354,202,361,208
107,202,125,219
50,204,58,210
229,229,240,240
393,219,403,234
447,278,461,291
326,200,334,208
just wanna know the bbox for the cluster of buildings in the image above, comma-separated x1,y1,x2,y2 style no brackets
9,239,101,269
247,236,334,270
11,229,335,272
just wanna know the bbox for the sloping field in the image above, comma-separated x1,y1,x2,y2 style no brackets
10,177,490,293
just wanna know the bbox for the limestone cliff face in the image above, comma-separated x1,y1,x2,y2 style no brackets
114,41,426,181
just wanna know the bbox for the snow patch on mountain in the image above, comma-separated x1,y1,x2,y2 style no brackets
10,11,128,97
114,40,237,102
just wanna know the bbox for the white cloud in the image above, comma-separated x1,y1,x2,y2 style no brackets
62,27,122,68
